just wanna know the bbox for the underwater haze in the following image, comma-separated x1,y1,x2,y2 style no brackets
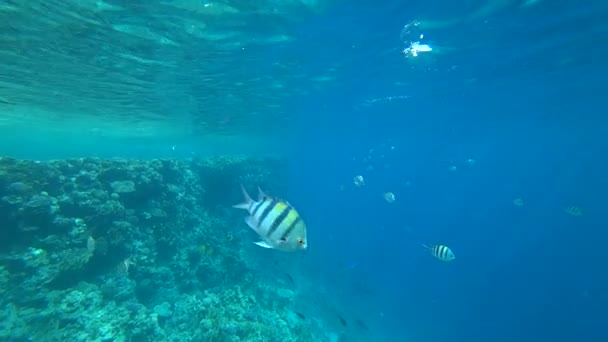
1,0,607,341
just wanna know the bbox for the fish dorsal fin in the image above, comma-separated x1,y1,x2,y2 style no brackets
257,187,269,201
233,184,254,210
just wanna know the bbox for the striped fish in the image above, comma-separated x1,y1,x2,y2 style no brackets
423,244,455,262
233,185,307,252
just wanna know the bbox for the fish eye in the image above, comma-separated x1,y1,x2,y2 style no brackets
298,238,304,245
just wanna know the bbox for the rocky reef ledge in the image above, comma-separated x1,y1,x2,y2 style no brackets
0,156,324,342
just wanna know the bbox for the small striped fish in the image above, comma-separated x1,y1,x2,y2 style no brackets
423,244,455,262
233,185,307,252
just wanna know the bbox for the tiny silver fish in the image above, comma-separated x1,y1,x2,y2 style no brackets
233,185,307,252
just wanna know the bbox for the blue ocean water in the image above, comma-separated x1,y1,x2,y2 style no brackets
0,0,607,341
285,1,608,341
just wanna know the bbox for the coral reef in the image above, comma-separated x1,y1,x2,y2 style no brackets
0,156,326,341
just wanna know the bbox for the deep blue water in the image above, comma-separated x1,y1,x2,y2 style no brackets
1,0,606,341
284,0,608,340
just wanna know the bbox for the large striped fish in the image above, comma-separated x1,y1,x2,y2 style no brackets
423,244,455,262
233,185,308,252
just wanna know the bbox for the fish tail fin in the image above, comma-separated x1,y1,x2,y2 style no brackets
233,184,254,210
420,243,431,250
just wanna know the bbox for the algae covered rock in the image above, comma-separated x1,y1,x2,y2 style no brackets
0,156,330,341
110,180,136,193
0,266,8,299
153,301,173,318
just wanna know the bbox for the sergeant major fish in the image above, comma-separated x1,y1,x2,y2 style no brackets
423,243,455,262
233,185,308,252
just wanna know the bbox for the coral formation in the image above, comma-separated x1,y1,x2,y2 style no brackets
0,156,326,341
